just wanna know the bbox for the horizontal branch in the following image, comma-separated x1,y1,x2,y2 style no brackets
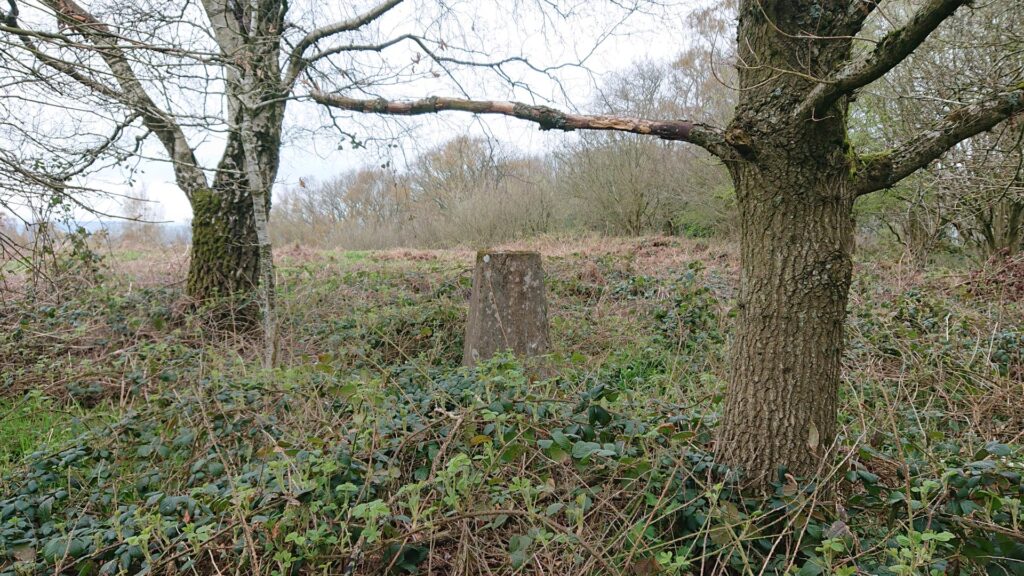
309,92,735,158
796,0,970,118
852,86,1024,196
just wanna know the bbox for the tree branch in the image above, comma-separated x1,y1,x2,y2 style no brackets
796,0,970,118
36,0,209,194
852,86,1024,196
309,92,736,159
4,0,210,194
284,0,404,87
3,0,123,99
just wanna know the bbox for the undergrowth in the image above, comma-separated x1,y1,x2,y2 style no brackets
0,239,1021,575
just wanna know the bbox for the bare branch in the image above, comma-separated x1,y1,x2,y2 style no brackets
3,1,123,99
5,0,209,194
284,0,404,87
852,86,1024,196
796,0,970,118
309,92,736,159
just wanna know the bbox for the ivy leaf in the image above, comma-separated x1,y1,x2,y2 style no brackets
588,405,611,426
982,442,1011,457
571,441,602,460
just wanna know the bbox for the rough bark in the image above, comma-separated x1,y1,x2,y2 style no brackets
711,1,861,488
187,0,285,335
4,0,274,304
796,0,971,118
186,188,260,302
463,251,551,367
718,141,855,487
185,135,261,303
852,86,1024,196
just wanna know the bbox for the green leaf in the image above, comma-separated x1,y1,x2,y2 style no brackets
509,534,533,568
550,430,571,449
983,442,1011,457
500,443,526,462
571,441,602,460
588,405,611,426
796,556,825,576
857,470,879,484
544,445,569,463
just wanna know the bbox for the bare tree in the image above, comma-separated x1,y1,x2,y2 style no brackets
558,58,734,236
117,186,165,245
2,0,644,366
271,137,562,248
312,0,1024,488
1,0,399,365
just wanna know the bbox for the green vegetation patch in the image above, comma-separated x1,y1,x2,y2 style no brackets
0,244,1021,575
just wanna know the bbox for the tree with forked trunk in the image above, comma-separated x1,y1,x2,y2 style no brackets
311,0,1024,488
1,0,411,363
1,0,654,366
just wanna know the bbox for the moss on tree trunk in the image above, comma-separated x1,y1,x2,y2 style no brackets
186,186,260,304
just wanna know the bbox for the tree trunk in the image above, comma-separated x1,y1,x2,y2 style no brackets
185,135,261,305
715,2,859,488
184,16,284,311
463,250,551,367
240,89,279,368
717,155,855,486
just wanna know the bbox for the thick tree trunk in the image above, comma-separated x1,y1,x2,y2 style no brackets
718,157,855,486
715,2,860,489
185,133,261,305
463,251,551,367
186,186,260,302
184,11,284,311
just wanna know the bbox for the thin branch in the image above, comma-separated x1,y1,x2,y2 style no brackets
309,92,736,159
796,0,970,118
3,2,123,99
284,0,404,87
5,0,209,194
853,86,1024,196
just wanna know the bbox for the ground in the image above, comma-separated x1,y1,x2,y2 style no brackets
0,236,1021,575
